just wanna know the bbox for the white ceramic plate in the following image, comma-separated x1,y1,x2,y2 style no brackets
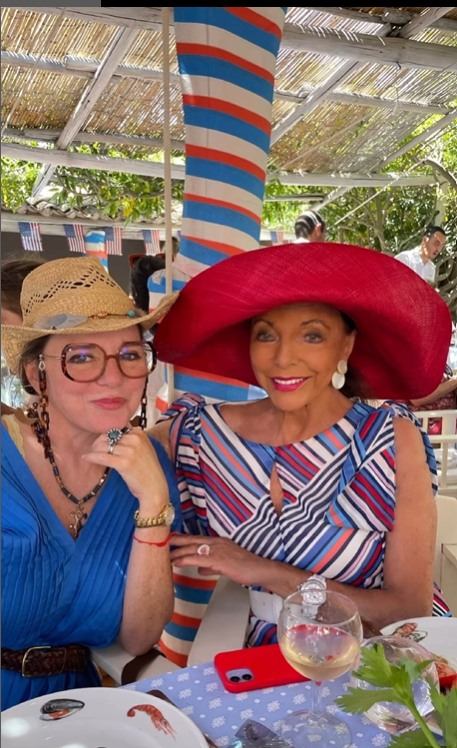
1,687,208,748
381,616,457,669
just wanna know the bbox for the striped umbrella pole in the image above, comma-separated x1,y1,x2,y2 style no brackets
163,7,286,403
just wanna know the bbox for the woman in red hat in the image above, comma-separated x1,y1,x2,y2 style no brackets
151,241,453,648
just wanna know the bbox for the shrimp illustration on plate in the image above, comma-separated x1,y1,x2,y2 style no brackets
127,703,176,737
391,621,426,643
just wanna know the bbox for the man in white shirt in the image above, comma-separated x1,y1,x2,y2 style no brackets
395,225,447,284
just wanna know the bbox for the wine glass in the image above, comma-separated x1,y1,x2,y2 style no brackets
277,584,363,748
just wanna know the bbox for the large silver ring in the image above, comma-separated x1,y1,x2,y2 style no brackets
196,543,211,557
107,427,130,453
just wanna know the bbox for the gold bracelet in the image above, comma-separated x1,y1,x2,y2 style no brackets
133,503,175,528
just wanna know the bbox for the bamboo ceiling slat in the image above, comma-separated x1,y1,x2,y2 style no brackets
1,6,456,189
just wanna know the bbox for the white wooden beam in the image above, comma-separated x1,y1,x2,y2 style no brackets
17,8,457,71
3,127,185,152
3,142,186,180
2,51,448,117
19,7,166,31
21,7,457,34
305,7,457,32
1,142,437,188
274,172,437,188
281,25,457,72
398,7,457,37
32,26,140,196
276,88,447,115
0,51,181,85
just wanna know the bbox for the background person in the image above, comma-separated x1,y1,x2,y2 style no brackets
1,257,45,410
1,257,181,710
1,257,46,326
394,225,447,284
129,253,165,313
405,363,457,436
129,238,180,314
151,241,452,659
293,210,326,243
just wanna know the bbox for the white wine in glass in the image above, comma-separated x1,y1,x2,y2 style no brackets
278,585,363,747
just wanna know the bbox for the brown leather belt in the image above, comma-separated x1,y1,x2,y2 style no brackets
1,644,90,678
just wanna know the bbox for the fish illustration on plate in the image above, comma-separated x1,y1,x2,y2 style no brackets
127,703,176,737
40,697,85,721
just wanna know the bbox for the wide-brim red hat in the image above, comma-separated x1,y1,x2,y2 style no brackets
154,242,452,399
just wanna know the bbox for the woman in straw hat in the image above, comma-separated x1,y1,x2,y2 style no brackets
151,241,452,651
1,257,181,710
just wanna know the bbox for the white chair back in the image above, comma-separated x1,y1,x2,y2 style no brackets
435,494,457,615
91,575,249,685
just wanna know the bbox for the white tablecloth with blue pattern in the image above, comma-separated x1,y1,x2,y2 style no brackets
124,661,405,747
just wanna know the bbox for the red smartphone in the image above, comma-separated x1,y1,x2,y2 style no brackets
214,643,308,693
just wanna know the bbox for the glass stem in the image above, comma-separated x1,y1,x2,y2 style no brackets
311,680,322,711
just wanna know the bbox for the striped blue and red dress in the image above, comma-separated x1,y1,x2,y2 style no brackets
163,394,450,646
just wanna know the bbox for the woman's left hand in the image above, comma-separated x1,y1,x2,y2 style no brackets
170,532,265,586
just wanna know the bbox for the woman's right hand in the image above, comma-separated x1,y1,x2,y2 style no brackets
83,427,170,512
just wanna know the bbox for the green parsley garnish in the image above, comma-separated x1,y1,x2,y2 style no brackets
336,643,457,747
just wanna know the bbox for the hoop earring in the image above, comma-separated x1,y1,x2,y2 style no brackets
332,360,347,390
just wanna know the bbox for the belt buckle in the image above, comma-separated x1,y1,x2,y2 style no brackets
21,645,51,677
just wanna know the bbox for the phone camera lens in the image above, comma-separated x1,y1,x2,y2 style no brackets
229,675,240,683
242,673,253,681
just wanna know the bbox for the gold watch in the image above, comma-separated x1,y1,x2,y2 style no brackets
134,503,175,528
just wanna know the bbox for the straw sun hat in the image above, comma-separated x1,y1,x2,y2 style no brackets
1,257,175,374
154,241,452,400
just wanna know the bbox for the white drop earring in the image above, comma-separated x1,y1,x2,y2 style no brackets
332,359,347,390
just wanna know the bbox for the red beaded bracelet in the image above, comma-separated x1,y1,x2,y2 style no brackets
133,532,172,547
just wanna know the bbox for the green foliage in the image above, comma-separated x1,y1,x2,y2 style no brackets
47,143,185,223
1,143,185,223
0,157,41,211
336,643,457,748
2,128,455,252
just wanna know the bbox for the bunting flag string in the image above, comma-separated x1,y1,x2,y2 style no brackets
84,229,109,272
18,222,43,252
270,229,284,244
142,229,161,256
63,223,86,253
105,226,123,256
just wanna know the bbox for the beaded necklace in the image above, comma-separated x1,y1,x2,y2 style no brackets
28,406,109,538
